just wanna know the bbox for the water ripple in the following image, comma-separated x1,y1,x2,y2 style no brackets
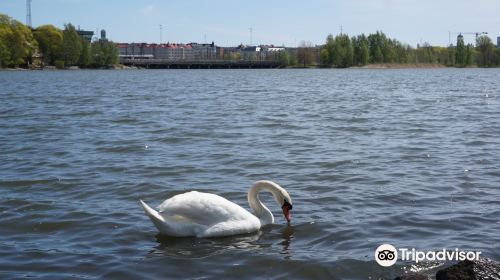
1,69,499,279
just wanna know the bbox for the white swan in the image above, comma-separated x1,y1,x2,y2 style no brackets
140,180,293,238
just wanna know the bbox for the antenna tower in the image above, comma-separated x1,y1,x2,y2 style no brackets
26,0,32,27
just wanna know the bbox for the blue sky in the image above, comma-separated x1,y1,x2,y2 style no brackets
1,0,499,47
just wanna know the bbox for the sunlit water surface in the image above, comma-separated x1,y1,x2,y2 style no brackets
1,69,499,279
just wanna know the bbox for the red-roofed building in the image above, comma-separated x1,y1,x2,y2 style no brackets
118,42,216,61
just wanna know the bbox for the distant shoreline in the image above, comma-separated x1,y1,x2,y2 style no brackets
351,63,447,69
3,63,498,71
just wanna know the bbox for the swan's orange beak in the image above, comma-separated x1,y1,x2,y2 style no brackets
282,202,292,222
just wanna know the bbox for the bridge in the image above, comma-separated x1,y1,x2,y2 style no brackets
119,58,282,69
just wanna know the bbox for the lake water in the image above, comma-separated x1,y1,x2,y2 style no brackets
1,69,499,279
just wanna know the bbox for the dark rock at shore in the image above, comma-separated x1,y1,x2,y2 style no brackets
394,258,500,280
435,258,500,280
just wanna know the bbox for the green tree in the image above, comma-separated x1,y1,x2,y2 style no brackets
62,23,82,66
0,14,37,67
393,41,410,63
465,44,474,66
320,48,329,65
12,22,37,66
330,41,342,66
279,50,290,66
351,36,360,65
368,31,386,63
373,46,383,63
358,35,370,65
91,40,119,67
0,39,9,67
79,37,91,67
0,21,13,67
382,39,395,63
229,52,241,61
495,48,500,66
324,34,335,66
280,50,297,67
446,45,455,65
105,42,119,65
297,41,314,67
476,35,495,67
455,34,466,66
33,24,63,65
422,43,434,63
335,34,353,68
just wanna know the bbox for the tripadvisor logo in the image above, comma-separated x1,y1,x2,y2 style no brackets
375,244,398,267
375,244,482,267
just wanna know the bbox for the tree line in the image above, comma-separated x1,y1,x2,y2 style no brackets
2,12,500,69
0,13,118,69
291,31,500,68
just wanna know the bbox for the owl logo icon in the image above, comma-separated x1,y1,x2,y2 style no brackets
375,244,398,267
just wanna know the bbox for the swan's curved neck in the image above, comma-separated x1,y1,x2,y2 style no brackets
247,181,282,226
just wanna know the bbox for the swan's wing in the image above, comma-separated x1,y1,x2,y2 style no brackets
157,191,254,226
141,200,207,237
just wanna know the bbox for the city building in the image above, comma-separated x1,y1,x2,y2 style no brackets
117,42,213,60
100,29,107,42
262,45,285,52
117,41,285,62
497,36,500,48
118,42,219,61
77,28,94,43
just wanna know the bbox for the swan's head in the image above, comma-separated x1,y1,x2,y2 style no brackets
250,180,294,223
281,198,293,223
274,187,293,223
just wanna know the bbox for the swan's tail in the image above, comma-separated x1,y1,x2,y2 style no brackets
140,200,166,231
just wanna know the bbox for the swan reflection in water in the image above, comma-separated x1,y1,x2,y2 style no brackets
147,224,296,259
148,231,263,259
279,225,295,258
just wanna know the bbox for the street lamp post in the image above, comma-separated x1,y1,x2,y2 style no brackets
160,24,163,44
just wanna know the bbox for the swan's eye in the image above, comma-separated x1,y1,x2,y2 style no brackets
282,200,292,210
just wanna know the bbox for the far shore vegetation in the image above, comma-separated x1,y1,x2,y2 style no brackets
288,32,500,68
0,13,118,69
1,12,500,69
